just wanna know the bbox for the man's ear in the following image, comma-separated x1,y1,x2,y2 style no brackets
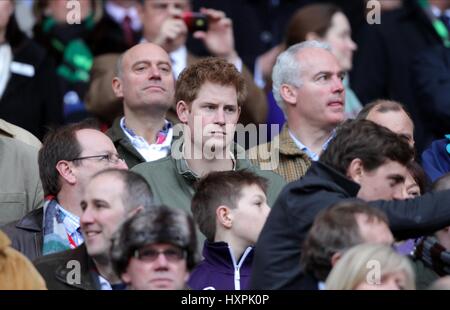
121,270,131,284
330,251,342,267
56,160,77,185
177,100,190,123
280,84,297,107
128,206,144,219
346,158,364,184
305,32,321,41
112,77,124,98
216,205,232,229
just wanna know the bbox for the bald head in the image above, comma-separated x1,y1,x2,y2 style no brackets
358,100,415,147
116,42,171,78
112,42,175,112
366,109,414,147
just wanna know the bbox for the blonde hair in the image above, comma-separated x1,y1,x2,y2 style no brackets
0,231,47,290
325,243,415,290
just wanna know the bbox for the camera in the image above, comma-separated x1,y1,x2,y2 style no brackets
182,12,208,32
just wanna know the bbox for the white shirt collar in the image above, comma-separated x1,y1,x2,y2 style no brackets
318,281,326,290
288,130,334,161
98,275,112,290
120,117,173,162
169,46,188,79
0,44,12,98
105,1,142,31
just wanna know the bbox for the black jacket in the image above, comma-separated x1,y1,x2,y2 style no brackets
88,12,141,56
251,161,450,289
411,45,450,138
33,244,101,290
351,1,444,152
1,207,43,261
0,38,63,140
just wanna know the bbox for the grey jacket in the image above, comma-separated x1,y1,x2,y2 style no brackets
0,136,43,226
132,139,286,214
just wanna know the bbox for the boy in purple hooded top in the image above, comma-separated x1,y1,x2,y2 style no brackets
188,170,270,290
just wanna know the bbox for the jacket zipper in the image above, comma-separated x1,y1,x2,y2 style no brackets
228,246,253,290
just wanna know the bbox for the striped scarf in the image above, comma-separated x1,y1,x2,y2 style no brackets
414,236,450,276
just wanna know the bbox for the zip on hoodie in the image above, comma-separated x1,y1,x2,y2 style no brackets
228,246,253,290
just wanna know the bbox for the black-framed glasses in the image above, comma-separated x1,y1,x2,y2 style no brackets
69,153,125,164
133,246,186,263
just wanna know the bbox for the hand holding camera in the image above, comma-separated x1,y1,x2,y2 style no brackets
154,7,237,63
192,8,238,63
182,12,208,33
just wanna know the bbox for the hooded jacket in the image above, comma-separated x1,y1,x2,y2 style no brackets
188,241,253,290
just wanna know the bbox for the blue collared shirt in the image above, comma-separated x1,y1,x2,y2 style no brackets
98,275,112,290
57,205,83,247
288,130,335,161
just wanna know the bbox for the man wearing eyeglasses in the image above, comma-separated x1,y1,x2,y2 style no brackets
111,206,197,290
33,169,155,290
2,121,128,262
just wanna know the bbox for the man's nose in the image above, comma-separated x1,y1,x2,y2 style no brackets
214,109,226,125
113,160,128,170
154,252,170,267
148,66,162,79
393,188,407,200
332,76,344,93
80,206,94,225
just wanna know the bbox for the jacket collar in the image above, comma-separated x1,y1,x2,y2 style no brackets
0,119,14,138
107,117,146,162
173,136,251,182
15,207,43,232
309,161,361,196
54,244,101,290
108,117,128,144
278,125,313,160
202,241,254,275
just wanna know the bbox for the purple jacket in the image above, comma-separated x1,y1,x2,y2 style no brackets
188,241,254,290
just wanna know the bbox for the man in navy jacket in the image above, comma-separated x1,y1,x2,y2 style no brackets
251,119,450,289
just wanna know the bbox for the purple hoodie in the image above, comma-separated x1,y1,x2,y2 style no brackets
188,241,254,290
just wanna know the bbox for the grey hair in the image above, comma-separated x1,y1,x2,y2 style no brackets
272,40,331,115
91,169,154,212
